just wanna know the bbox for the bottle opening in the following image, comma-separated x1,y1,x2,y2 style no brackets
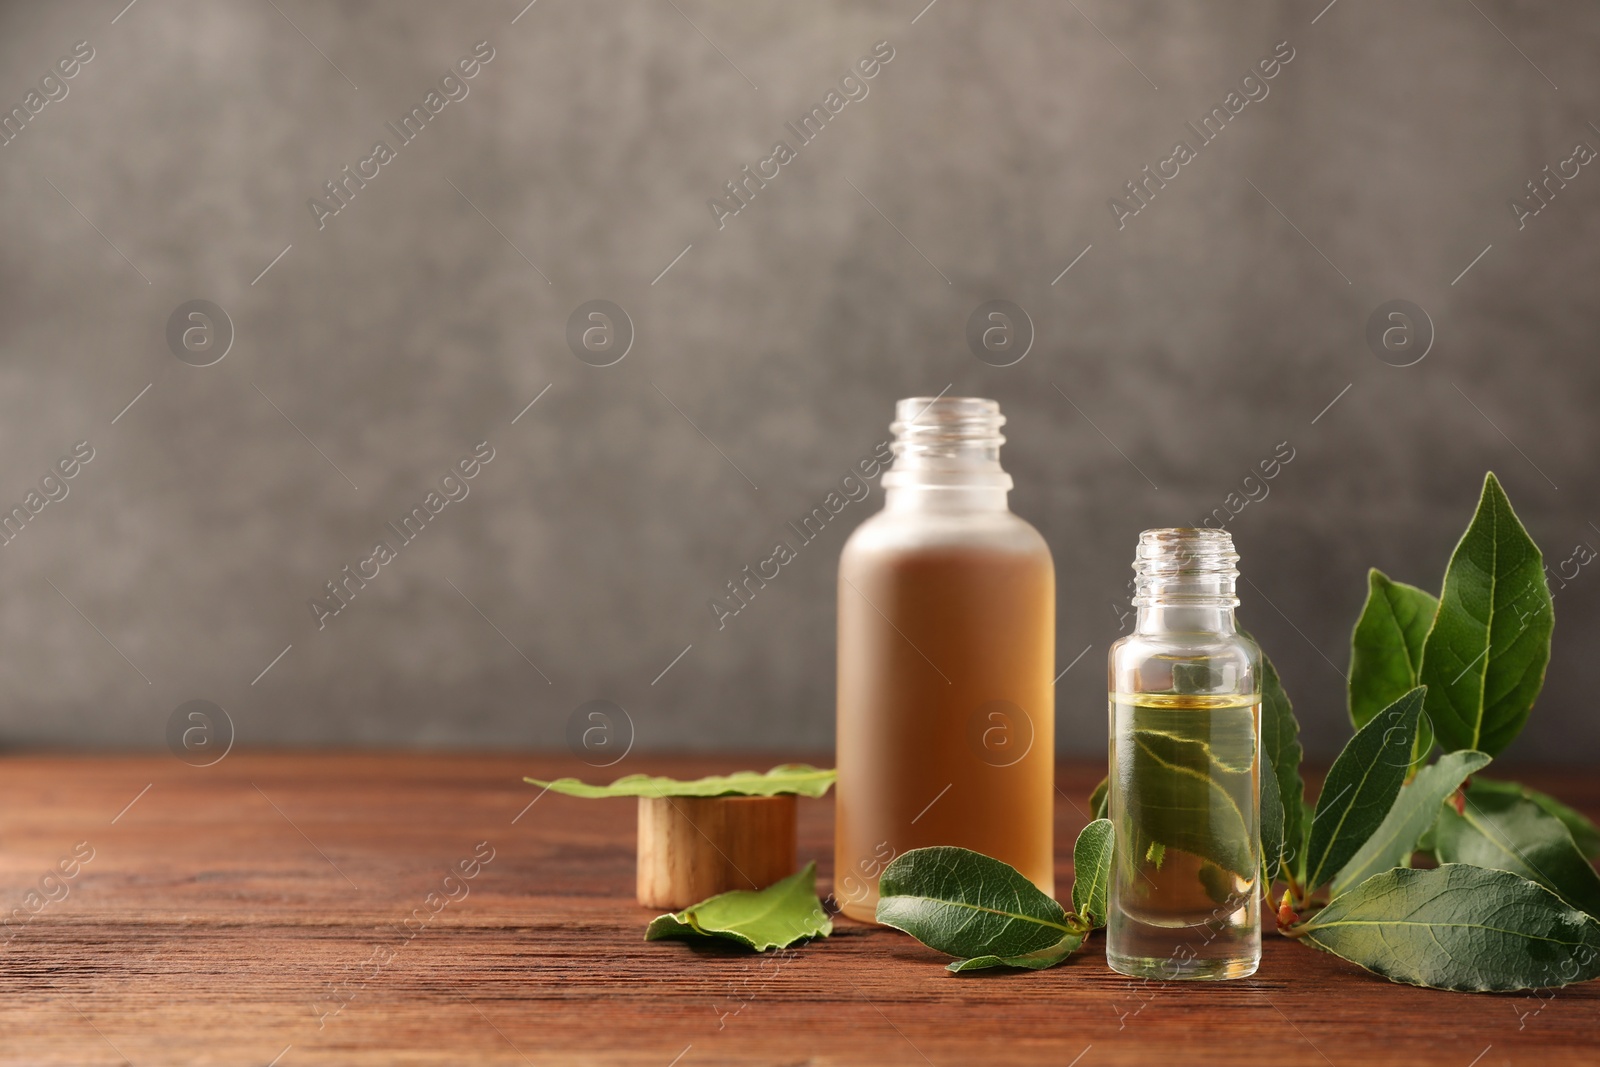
1132,527,1240,607
882,396,1013,491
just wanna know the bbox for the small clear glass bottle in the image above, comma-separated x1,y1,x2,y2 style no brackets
834,397,1055,922
1106,528,1261,980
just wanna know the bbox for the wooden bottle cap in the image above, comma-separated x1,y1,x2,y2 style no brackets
636,793,798,910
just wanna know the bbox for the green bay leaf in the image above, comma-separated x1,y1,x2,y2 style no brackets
645,861,831,951
1350,570,1437,726
875,846,1079,967
1303,687,1425,892
1330,749,1491,897
1070,819,1114,929
1349,569,1439,769
527,763,835,799
947,928,1086,972
1198,861,1236,905
1474,778,1600,861
1292,793,1318,876
1300,864,1600,991
1261,748,1285,884
1418,473,1553,756
1435,783,1600,919
1257,647,1306,880
1088,776,1109,821
1123,723,1255,878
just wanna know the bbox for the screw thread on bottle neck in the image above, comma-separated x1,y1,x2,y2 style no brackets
1133,529,1240,632
881,396,1013,498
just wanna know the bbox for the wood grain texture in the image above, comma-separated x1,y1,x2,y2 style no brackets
637,794,797,909
0,753,1596,1066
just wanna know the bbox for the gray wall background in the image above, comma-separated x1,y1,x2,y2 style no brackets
1,0,1596,763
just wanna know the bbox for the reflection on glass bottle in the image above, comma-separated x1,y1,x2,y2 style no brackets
834,397,1055,922
1107,528,1261,980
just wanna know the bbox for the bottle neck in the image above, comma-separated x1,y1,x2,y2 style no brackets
880,396,1013,512
1131,528,1240,635
1135,603,1238,635
884,485,1010,511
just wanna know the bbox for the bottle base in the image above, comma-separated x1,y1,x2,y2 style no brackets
1106,952,1259,981
838,900,878,924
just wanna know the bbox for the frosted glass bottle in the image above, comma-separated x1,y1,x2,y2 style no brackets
834,397,1055,922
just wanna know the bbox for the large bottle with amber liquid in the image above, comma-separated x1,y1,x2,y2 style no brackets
834,396,1055,922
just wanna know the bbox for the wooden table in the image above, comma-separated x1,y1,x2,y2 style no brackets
1,754,1596,1066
